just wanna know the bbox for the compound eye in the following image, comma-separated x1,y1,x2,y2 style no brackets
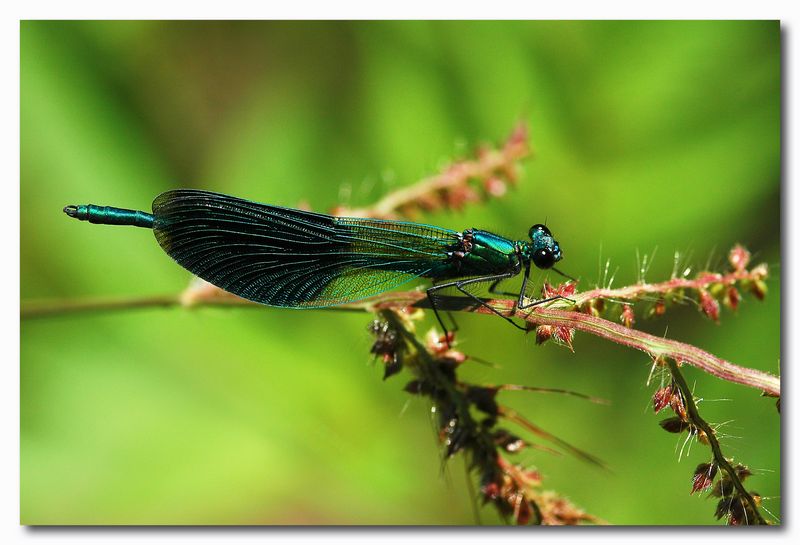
529,224,551,239
532,248,555,269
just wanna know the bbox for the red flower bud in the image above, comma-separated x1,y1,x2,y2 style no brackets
652,386,674,413
750,279,768,301
426,330,458,356
692,462,718,494
522,469,541,484
698,290,720,322
445,184,479,211
515,497,533,525
542,281,576,300
733,464,753,481
552,326,575,352
620,304,635,328
723,286,740,310
535,325,553,345
481,481,501,501
670,394,688,421
484,176,507,197
728,245,751,272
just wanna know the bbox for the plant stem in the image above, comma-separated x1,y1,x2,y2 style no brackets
372,292,780,397
21,288,781,398
519,307,780,398
666,359,767,525
21,294,184,318
572,269,763,307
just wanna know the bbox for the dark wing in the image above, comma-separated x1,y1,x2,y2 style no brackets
151,190,459,308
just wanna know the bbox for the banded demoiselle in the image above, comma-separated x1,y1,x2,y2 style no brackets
64,190,566,332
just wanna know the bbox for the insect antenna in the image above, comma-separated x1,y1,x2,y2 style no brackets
552,267,577,283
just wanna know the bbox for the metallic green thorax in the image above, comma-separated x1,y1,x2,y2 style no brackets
441,227,562,279
63,204,154,229
447,229,520,277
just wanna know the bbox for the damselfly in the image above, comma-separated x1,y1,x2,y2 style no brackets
64,190,569,333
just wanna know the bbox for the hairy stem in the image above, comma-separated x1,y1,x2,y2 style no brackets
666,359,767,525
21,287,781,398
372,291,779,397
573,269,764,307
520,307,780,397
21,294,183,318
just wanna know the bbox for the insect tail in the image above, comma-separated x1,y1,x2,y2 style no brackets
63,204,154,229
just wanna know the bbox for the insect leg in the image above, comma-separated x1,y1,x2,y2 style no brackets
518,294,573,310
425,287,456,347
449,273,528,331
425,283,461,343
552,267,578,283
445,311,460,333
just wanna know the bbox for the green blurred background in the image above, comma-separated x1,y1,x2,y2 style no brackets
20,21,780,525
